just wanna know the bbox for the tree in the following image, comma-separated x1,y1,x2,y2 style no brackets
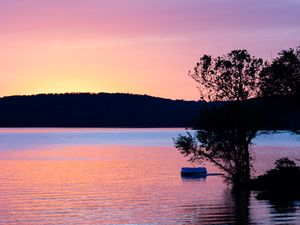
189,49,264,101
260,46,300,134
175,47,300,188
175,130,256,186
260,46,300,97
175,50,264,188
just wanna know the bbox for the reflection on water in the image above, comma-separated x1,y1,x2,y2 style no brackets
0,128,299,224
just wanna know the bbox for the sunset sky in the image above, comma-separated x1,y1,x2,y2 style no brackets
0,0,299,100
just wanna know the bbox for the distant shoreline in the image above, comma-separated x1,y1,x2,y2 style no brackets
0,93,202,128
0,92,299,129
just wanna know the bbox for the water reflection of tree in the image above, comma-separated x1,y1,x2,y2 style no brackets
264,199,300,224
180,184,300,224
270,200,298,214
177,186,252,224
232,190,250,225
232,191,299,224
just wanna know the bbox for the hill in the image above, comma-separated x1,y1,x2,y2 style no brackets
0,93,204,127
1,93,299,129
196,95,300,130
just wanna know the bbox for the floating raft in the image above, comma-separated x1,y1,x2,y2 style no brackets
181,167,223,177
181,167,207,177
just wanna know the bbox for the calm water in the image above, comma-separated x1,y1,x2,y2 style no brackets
0,128,300,225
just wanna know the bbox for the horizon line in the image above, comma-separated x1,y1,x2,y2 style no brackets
0,91,200,102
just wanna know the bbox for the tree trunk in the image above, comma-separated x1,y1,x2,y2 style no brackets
235,130,251,189
243,142,251,187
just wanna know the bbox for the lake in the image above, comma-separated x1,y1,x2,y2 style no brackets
0,128,300,224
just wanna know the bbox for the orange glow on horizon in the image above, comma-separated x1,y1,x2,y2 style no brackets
0,1,298,100
0,35,200,100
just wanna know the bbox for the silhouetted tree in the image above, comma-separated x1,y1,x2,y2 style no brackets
259,47,300,134
176,47,300,187
175,130,256,186
189,49,264,101
260,46,300,97
176,50,264,188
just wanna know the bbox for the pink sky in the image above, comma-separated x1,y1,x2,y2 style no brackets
0,0,299,100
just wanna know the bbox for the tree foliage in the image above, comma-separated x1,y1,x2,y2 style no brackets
260,46,300,97
275,157,296,170
189,49,264,101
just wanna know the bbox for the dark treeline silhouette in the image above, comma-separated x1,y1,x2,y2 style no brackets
199,95,300,130
0,92,204,127
1,92,299,129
